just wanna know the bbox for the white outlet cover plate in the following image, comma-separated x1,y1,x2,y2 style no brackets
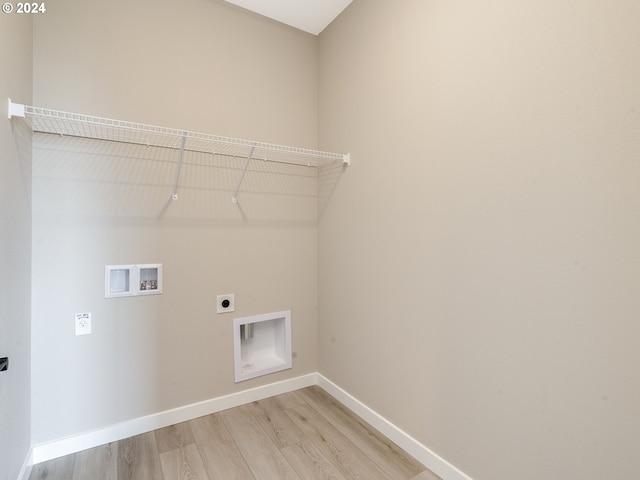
217,294,235,313
75,312,92,336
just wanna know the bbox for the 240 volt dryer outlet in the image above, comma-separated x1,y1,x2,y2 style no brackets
217,294,235,313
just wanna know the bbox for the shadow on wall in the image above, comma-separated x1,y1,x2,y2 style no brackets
318,159,347,221
9,117,33,207
30,133,346,227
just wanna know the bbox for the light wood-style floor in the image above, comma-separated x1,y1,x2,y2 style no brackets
29,386,441,480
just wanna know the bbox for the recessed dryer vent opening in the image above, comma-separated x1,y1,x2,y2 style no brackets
233,310,292,383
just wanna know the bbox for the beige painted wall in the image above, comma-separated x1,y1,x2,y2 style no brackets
0,13,33,480
318,1,640,479
31,0,320,444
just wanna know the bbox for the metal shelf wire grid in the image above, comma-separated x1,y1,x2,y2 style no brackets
20,104,348,168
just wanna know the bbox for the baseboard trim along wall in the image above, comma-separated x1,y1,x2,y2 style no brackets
28,372,473,480
29,373,317,465
316,375,474,480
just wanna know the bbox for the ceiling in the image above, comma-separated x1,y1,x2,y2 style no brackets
224,0,353,35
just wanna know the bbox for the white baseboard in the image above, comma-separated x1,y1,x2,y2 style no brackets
316,374,474,480
29,372,472,480
31,373,316,465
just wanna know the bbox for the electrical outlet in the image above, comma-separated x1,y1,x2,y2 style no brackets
75,312,92,336
217,294,235,313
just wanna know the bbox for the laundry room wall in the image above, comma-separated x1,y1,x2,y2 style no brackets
317,1,640,479
31,0,320,444
0,11,33,480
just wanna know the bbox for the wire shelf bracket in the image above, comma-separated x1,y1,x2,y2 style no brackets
232,144,256,204
7,98,25,119
171,133,187,200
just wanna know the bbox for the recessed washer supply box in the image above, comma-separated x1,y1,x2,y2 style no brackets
105,264,163,298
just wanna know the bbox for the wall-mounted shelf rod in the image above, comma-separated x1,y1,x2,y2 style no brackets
7,99,351,169
232,144,256,204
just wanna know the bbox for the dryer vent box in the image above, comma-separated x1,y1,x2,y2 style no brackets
233,310,291,383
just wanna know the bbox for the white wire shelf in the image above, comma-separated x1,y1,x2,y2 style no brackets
8,98,350,203
8,99,349,167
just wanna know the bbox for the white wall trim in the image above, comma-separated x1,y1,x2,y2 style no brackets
16,448,33,480
316,374,474,480
31,373,316,464
29,372,472,480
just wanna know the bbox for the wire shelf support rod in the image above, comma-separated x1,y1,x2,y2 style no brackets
171,132,188,200
232,144,256,204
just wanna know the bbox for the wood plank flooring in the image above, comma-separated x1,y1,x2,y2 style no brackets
29,386,442,480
